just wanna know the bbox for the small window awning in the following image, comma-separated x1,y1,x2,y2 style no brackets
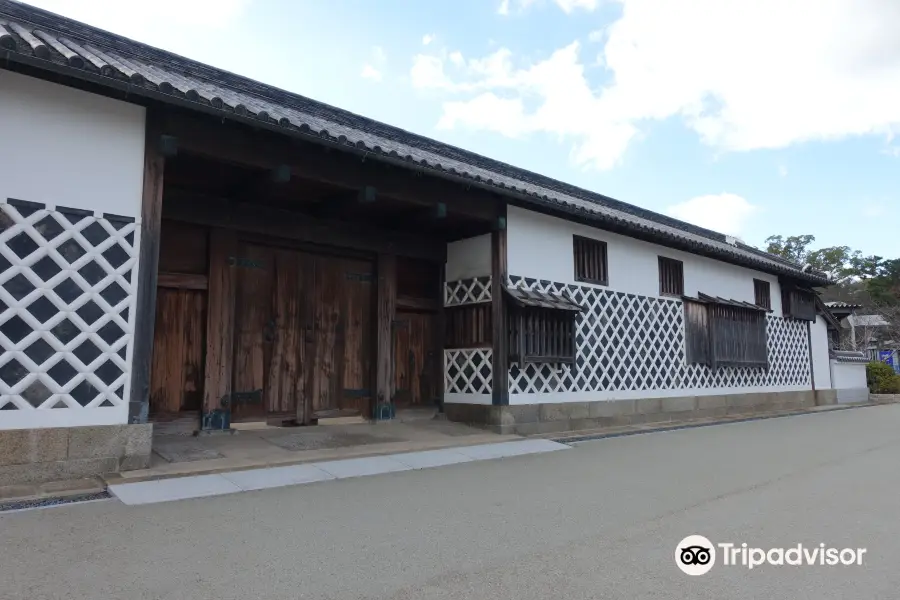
504,286,583,312
683,292,771,312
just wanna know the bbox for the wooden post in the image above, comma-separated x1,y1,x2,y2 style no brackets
435,263,447,413
201,228,237,430
492,213,509,406
128,112,166,424
375,253,397,419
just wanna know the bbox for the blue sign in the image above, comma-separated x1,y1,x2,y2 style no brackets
880,351,900,373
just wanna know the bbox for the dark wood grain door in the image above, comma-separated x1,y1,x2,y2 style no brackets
393,311,437,408
231,245,374,423
309,256,374,418
149,287,206,417
231,243,275,421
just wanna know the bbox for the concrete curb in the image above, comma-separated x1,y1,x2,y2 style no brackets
104,433,523,485
548,400,894,444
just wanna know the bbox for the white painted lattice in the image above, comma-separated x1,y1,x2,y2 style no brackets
444,276,492,306
445,349,493,394
507,276,810,394
0,200,137,411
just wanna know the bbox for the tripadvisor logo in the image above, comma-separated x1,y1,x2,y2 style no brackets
675,535,867,575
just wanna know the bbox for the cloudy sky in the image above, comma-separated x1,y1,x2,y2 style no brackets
28,0,900,256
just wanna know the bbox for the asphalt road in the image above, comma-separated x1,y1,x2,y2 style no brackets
3,404,900,599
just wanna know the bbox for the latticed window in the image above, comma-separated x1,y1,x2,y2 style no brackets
753,279,771,310
573,235,608,285
781,285,816,321
505,287,582,363
658,256,684,296
684,293,769,371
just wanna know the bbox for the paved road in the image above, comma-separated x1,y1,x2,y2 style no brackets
3,404,900,599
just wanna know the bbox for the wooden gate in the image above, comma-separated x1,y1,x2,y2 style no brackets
392,311,437,408
230,242,374,423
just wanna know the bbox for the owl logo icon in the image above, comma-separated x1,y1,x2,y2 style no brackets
676,535,716,575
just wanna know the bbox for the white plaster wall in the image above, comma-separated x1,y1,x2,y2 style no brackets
831,361,868,403
0,69,146,217
444,393,493,405
507,206,783,315
0,71,146,429
446,234,491,281
810,317,832,390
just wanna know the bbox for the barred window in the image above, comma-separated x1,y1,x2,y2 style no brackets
573,235,608,285
658,256,684,296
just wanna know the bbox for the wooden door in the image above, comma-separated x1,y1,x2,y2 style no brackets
231,243,275,421
310,256,374,418
393,311,437,408
266,249,315,423
230,245,374,423
149,288,206,417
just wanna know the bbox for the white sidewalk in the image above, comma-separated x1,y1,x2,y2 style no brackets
108,439,569,505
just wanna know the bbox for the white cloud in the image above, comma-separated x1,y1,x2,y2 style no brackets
666,193,759,236
498,0,598,14
422,34,435,46
28,0,248,31
555,0,600,12
415,0,900,170
778,165,788,177
449,51,465,66
361,64,382,82
361,46,387,82
863,203,886,217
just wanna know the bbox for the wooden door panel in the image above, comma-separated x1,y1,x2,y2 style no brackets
265,249,313,421
393,311,436,407
231,243,274,421
339,258,374,415
310,255,342,416
149,287,206,416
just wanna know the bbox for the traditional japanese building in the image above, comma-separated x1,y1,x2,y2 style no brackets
0,0,843,482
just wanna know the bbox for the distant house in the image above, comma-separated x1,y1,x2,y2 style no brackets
0,1,848,482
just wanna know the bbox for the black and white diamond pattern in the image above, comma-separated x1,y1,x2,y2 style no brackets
0,201,136,410
507,276,810,394
444,276,492,306
445,349,493,394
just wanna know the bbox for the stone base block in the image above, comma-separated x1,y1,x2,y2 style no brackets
0,424,152,486
445,390,824,435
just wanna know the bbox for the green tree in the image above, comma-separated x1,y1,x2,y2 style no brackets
765,235,815,263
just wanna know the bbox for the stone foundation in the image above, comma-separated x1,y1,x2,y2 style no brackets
445,390,821,435
0,424,152,486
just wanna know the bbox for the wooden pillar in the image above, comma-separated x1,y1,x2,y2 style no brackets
375,253,397,419
128,112,166,424
435,263,447,412
201,228,237,430
491,213,509,406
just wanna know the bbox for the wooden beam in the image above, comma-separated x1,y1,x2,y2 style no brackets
201,228,237,430
375,253,397,419
128,111,166,425
163,190,445,262
157,272,208,290
491,206,509,406
313,186,377,220
163,111,499,223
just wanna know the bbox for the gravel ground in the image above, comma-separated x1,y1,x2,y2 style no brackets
2,404,898,599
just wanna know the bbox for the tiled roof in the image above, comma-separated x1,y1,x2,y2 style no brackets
825,301,861,309
504,286,583,312
686,292,771,312
830,350,869,364
0,0,828,285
